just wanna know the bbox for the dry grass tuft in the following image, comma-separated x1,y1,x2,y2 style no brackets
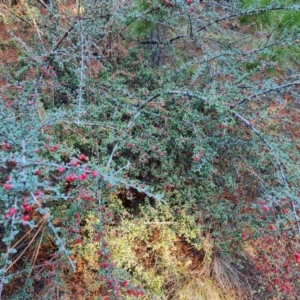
164,239,253,300
213,254,252,300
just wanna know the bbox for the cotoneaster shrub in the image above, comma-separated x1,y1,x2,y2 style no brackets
1,0,300,299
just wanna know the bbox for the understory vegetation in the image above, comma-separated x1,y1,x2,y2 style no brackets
0,0,300,299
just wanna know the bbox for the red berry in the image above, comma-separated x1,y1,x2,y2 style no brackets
91,170,99,177
78,173,87,181
4,183,13,190
262,205,269,212
35,190,42,196
8,207,17,215
100,262,108,269
35,169,42,176
58,166,65,173
269,224,276,231
80,154,88,161
23,204,32,212
66,174,76,182
70,160,79,167
23,214,30,222
121,280,129,287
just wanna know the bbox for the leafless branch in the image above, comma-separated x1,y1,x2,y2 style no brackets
231,81,300,108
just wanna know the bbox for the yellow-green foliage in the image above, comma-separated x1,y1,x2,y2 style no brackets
107,215,178,296
72,213,100,266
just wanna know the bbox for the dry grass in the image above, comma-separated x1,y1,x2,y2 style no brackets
213,254,252,300
128,229,254,300
167,251,252,300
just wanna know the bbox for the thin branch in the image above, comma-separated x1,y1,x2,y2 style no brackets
197,5,300,33
106,142,119,169
167,90,208,101
35,0,48,9
233,112,300,234
231,81,300,108
5,217,47,273
29,11,46,54
144,222,175,225
21,140,27,189
127,93,161,130
201,1,242,13
0,198,18,298
77,32,86,125
30,192,76,271
106,93,161,168
116,8,157,38
10,217,46,250
1,4,32,26
53,24,77,52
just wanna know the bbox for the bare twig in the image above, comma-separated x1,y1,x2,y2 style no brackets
127,93,161,130
30,192,76,271
233,112,300,234
5,217,47,273
106,93,161,168
231,81,300,108
0,199,18,298
77,31,86,125
197,5,300,33
0,4,32,26
167,90,207,101
36,0,48,9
